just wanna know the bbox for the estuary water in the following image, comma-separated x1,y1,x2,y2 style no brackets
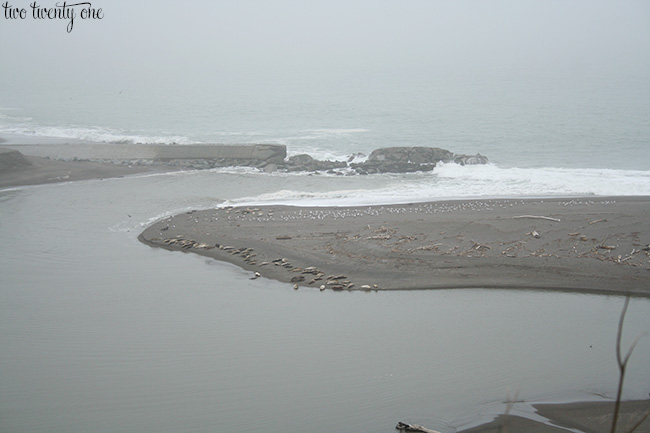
2,7,650,429
1,172,649,433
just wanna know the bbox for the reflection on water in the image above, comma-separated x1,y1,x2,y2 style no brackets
1,175,649,433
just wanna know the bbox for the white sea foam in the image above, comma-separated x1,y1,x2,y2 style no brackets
0,116,194,145
23,126,192,145
211,131,267,136
222,163,650,208
269,128,371,161
307,128,370,134
283,145,369,163
434,162,650,196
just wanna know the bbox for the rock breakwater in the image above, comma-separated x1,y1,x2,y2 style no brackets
2,143,488,175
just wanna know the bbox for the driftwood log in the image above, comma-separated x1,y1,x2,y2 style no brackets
396,421,442,433
512,215,561,222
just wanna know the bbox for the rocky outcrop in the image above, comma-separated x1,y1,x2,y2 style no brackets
348,147,488,174
7,143,487,175
149,145,488,174
369,147,456,164
283,154,347,173
0,148,32,171
348,147,451,174
454,153,489,165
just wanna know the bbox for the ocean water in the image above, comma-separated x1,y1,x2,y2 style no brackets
2,70,650,203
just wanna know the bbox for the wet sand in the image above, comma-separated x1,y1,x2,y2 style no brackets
461,399,650,432
139,197,650,296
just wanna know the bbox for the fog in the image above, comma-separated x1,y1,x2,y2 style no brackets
2,0,649,91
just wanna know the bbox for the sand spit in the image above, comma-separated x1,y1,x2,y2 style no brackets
139,197,650,296
460,399,650,432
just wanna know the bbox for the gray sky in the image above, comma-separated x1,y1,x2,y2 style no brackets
2,0,650,88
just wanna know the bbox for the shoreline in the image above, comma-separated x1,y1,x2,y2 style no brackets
4,139,649,430
459,399,650,432
0,146,179,189
139,196,650,297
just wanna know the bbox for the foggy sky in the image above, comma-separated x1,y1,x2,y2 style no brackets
1,0,649,92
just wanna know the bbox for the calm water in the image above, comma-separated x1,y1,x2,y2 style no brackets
2,4,650,430
1,174,649,433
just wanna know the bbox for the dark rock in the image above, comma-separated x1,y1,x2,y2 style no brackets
41,142,487,175
263,163,278,173
351,161,435,174
347,152,366,162
0,148,32,171
367,146,455,164
285,154,347,173
287,154,314,166
345,146,488,174
454,153,489,165
347,147,452,174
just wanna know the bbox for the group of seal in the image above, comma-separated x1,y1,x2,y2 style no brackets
147,234,379,292
154,236,213,250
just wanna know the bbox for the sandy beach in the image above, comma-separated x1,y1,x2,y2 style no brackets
460,399,650,432
139,197,650,296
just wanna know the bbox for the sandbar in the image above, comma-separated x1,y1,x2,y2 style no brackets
139,197,650,296
460,399,650,432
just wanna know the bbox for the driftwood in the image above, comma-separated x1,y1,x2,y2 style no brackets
527,230,541,239
396,421,442,433
512,215,561,222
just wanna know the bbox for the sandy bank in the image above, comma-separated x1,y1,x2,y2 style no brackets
0,147,175,188
460,399,650,432
139,197,650,296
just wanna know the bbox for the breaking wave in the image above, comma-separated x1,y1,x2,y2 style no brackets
221,162,650,207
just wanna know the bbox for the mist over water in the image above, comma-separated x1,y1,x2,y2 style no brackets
1,0,649,172
2,1,650,432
